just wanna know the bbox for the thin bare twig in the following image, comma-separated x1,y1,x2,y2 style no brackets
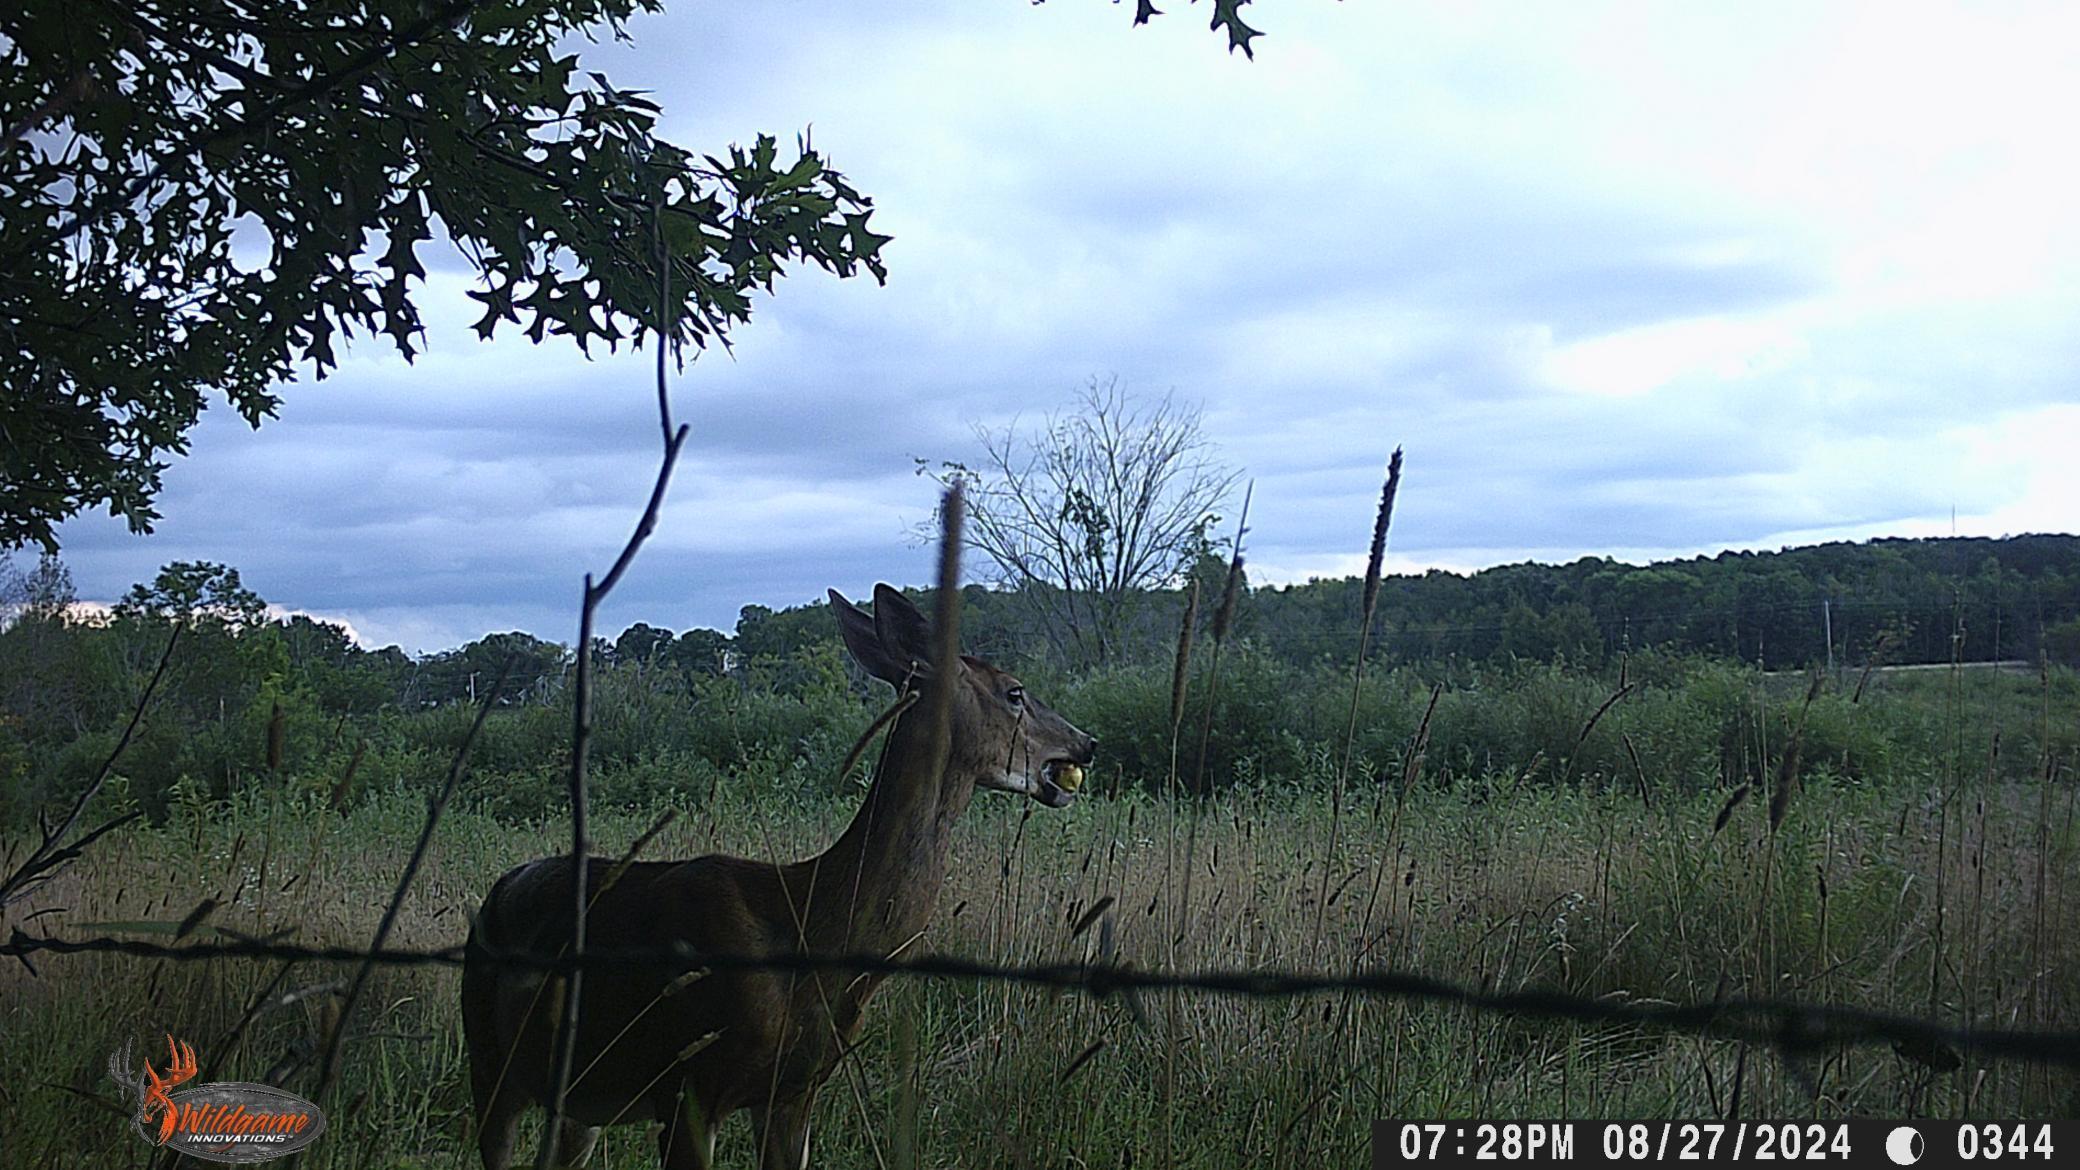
0,620,181,913
538,213,691,1167
315,658,512,1103
1556,681,1638,787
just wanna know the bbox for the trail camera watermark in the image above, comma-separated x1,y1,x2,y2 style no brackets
108,1034,326,1163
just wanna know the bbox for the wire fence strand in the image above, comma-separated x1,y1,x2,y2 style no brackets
8,930,2076,1070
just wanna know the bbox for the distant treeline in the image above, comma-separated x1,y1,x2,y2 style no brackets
633,533,2080,681
1251,533,2080,672
6,535,2079,717
4,535,2078,821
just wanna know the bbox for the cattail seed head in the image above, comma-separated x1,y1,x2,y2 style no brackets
1360,448,1403,627
924,483,965,781
1212,555,1244,646
1170,578,1200,732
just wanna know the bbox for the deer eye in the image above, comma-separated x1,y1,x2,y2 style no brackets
1005,685,1026,706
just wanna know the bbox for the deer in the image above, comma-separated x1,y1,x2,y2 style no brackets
462,584,1097,1170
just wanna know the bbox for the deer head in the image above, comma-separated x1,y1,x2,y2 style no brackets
829,584,1095,807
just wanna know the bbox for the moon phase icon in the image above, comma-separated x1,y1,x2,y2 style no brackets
1886,1127,1925,1166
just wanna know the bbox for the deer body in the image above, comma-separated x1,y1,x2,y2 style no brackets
463,585,1095,1170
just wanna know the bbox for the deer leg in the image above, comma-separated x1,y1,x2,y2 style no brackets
657,1090,716,1170
551,1120,600,1166
752,1093,815,1170
463,938,532,1170
470,1088,524,1170
465,1019,524,1170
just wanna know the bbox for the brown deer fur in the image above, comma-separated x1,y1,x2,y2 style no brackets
462,585,1095,1169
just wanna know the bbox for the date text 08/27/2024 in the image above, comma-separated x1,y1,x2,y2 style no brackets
1373,1122,2062,1170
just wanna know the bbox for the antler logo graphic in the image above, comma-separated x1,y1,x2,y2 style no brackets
105,1032,325,1163
107,1035,198,1145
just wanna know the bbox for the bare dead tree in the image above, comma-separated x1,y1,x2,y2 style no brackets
919,375,1238,668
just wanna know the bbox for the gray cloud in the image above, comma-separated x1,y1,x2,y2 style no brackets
49,2,2080,651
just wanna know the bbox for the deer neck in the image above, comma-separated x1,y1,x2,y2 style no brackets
801,704,977,955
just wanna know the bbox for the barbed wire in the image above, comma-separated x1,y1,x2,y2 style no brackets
8,930,2075,1071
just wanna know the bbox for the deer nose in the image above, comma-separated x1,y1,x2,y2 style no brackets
1078,735,1098,764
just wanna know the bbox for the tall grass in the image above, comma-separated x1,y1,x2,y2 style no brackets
5,710,2075,1167
5,548,2077,1168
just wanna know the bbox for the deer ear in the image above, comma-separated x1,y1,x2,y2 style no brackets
870,584,935,675
831,589,905,685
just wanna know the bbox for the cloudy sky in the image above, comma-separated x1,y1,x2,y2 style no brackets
47,1,2080,652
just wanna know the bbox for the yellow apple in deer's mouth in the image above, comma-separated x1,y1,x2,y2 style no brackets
1052,763,1085,793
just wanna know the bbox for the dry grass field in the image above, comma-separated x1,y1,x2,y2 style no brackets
7,671,2076,1168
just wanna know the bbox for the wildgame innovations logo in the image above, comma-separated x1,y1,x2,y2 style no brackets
107,1035,327,1163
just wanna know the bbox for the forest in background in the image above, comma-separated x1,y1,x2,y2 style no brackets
4,532,2078,826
